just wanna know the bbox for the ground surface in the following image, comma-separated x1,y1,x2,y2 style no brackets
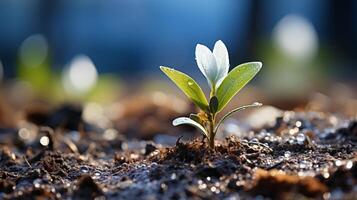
0,105,357,200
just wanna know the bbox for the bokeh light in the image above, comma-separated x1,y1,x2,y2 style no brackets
40,136,50,146
19,34,49,67
62,55,98,95
273,14,319,61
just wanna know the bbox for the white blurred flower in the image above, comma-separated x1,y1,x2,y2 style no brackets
195,40,229,91
62,54,98,95
273,14,318,60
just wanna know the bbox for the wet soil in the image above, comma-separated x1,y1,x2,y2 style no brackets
0,104,357,200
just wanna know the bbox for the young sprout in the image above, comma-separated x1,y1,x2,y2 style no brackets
160,40,262,149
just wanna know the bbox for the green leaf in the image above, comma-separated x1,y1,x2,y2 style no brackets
173,117,208,137
209,96,219,113
216,62,262,112
160,66,209,111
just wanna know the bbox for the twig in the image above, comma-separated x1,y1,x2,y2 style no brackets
23,156,32,168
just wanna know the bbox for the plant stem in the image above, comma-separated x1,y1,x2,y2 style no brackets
207,113,216,150
210,84,216,98
208,85,217,150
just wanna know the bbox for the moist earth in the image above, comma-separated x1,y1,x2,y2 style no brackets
0,105,356,200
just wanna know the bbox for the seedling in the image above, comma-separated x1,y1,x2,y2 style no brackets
160,40,262,149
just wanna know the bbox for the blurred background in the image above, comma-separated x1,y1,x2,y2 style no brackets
0,0,356,133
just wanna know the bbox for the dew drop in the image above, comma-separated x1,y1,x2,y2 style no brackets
40,136,50,146
103,129,118,141
210,186,217,192
160,183,168,191
289,127,299,135
335,160,342,167
80,166,89,173
33,179,41,188
18,128,29,139
250,138,259,143
346,160,353,169
299,163,307,169
295,121,302,128
199,183,207,189
296,133,306,144
93,171,102,179
284,151,291,158
253,102,263,106
323,172,330,179
187,81,194,86
170,173,177,180
323,192,331,199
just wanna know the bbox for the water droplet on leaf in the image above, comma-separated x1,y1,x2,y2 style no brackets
253,102,263,106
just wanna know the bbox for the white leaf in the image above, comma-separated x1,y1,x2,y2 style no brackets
195,44,218,88
173,117,208,137
213,40,229,88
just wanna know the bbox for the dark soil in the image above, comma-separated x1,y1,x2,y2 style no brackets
0,104,357,200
